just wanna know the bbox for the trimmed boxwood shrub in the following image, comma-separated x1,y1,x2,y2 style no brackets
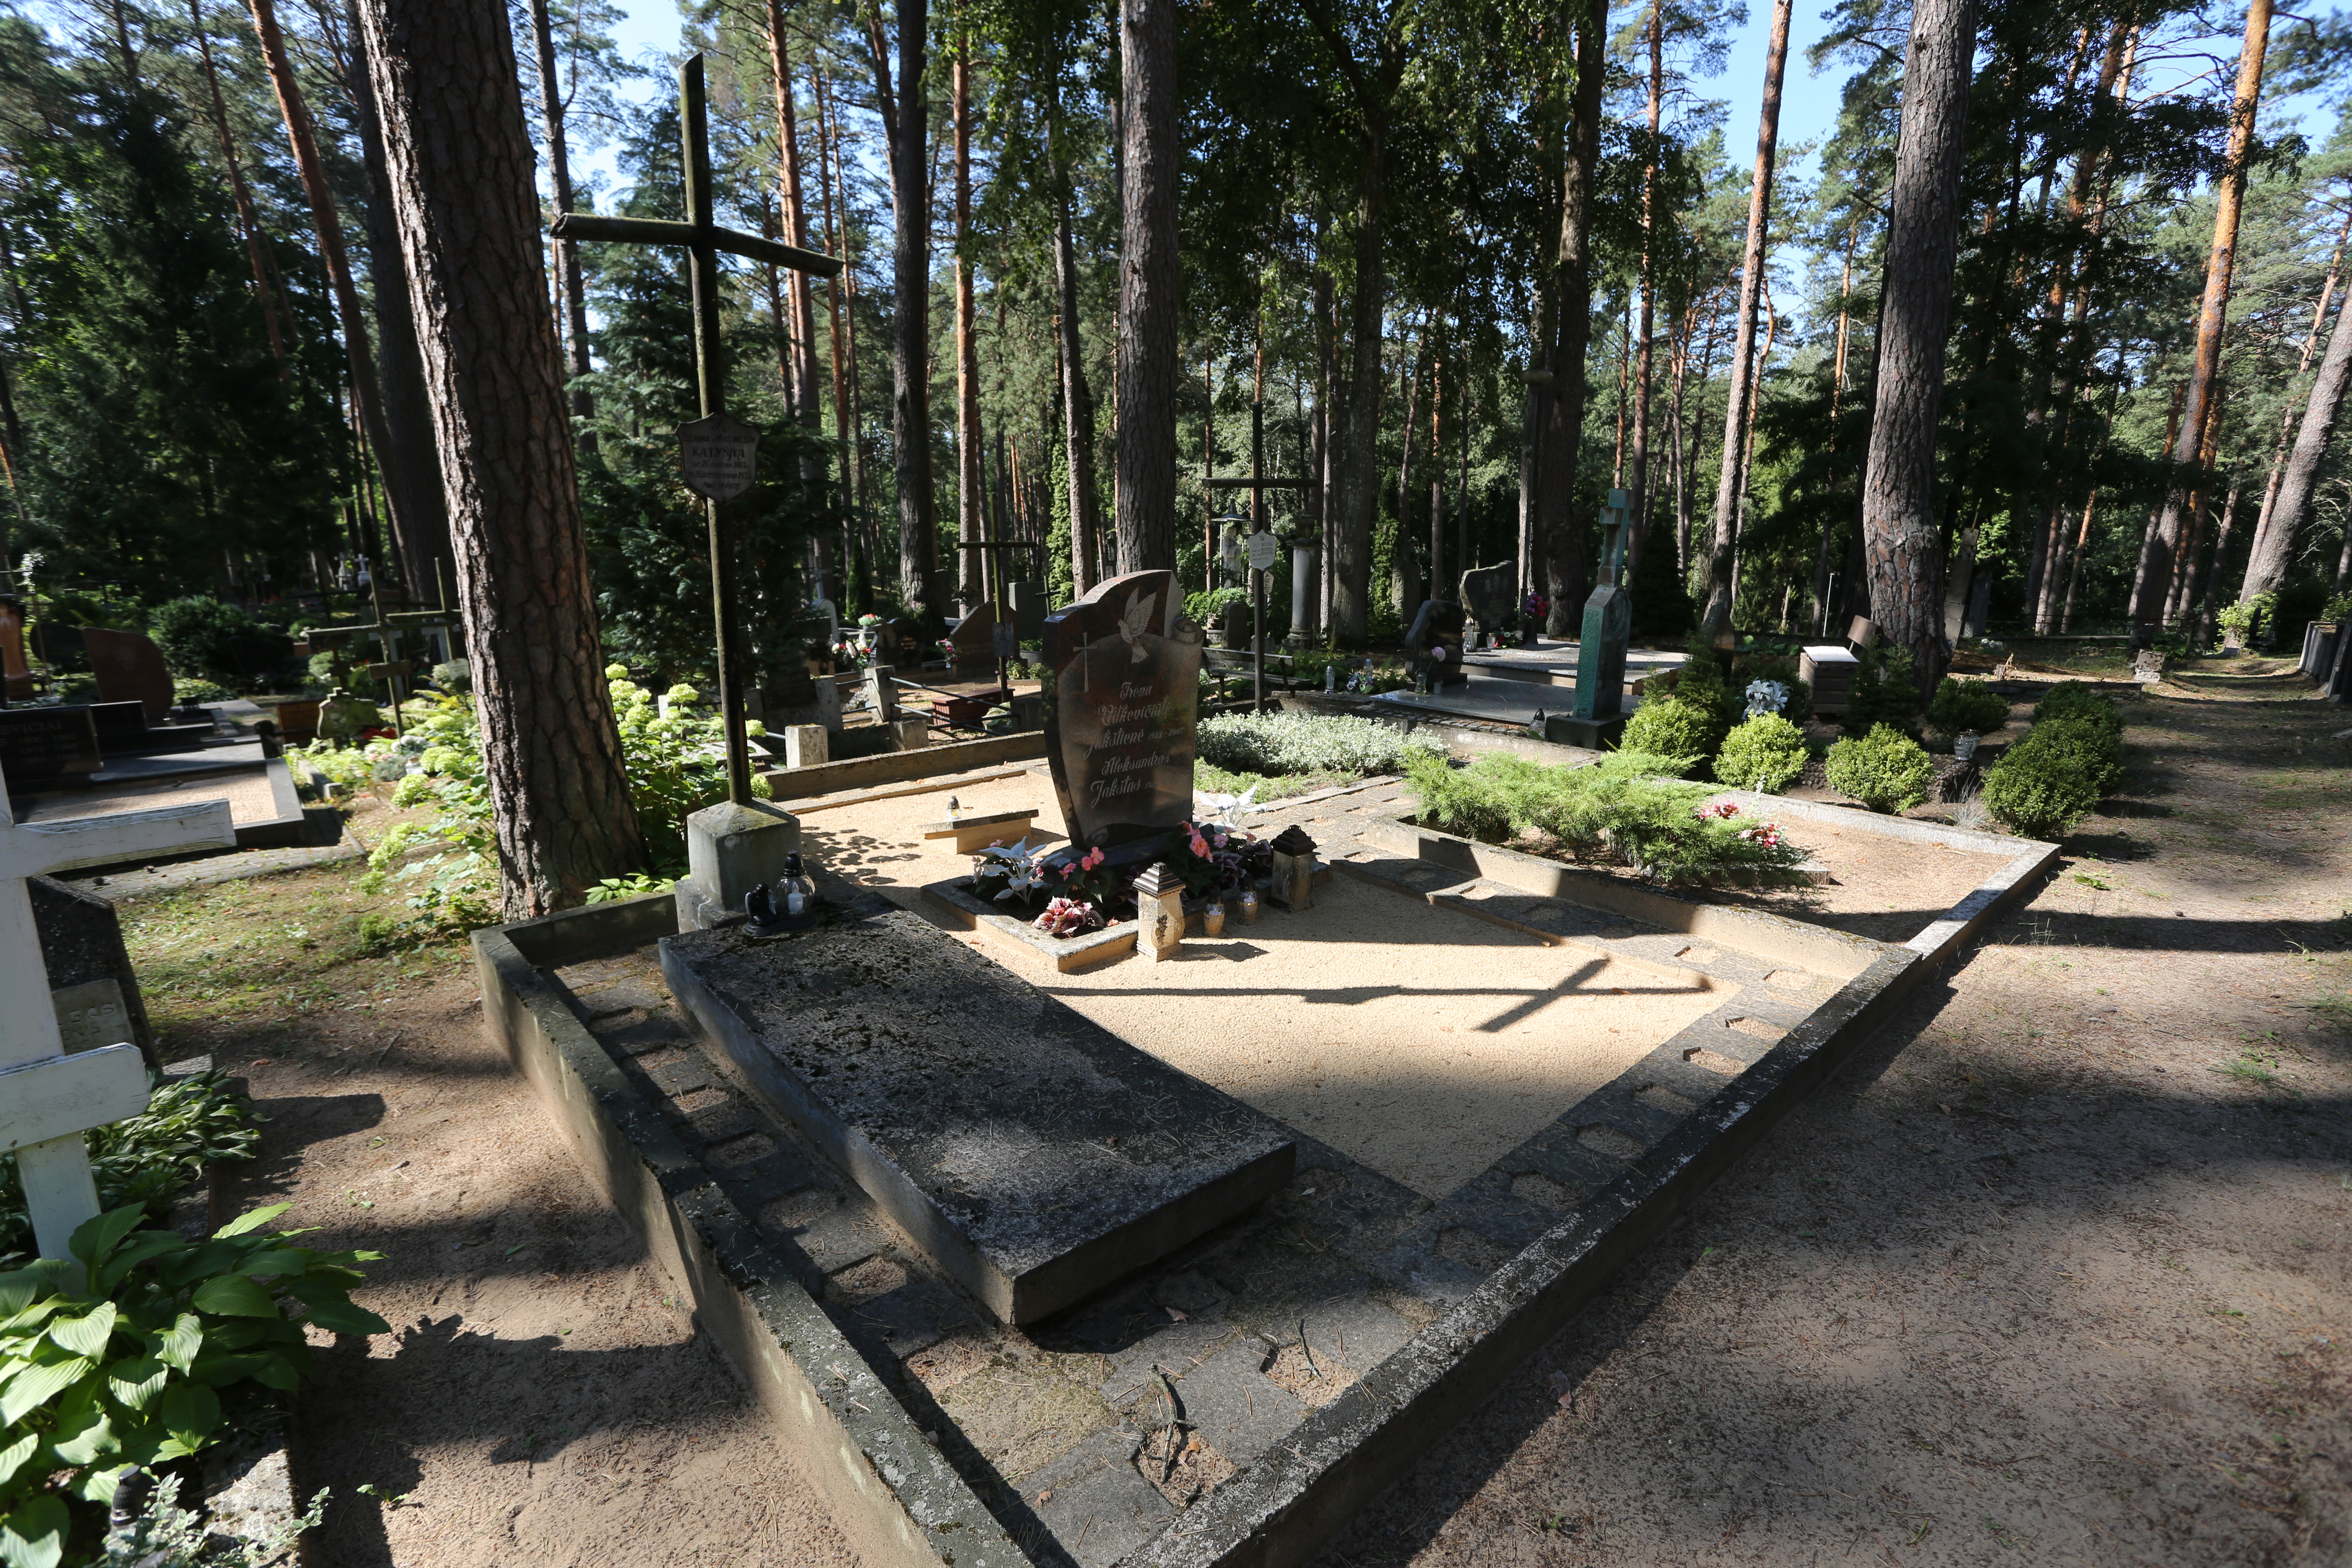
1824,724,1936,812
1619,698,1724,777
1842,646,1924,737
1927,676,2011,738
1983,687,2125,838
1714,713,1810,794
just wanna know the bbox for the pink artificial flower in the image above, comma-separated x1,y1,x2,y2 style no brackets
1696,800,1741,820
1188,827,1210,859
1082,846,1106,871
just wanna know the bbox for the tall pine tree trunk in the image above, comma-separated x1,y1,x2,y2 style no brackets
343,0,452,597
2243,291,2352,597
1702,0,1790,628
2241,209,2350,599
766,0,820,427
248,0,428,593
1860,0,1978,692
1330,111,1388,643
190,0,286,373
527,0,594,438
2132,0,2270,633
1115,0,1178,575
1535,0,1608,636
1048,69,1100,597
353,0,644,915
867,0,938,615
1626,0,1662,577
953,20,984,610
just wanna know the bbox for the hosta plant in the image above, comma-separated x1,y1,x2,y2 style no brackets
0,1205,387,1568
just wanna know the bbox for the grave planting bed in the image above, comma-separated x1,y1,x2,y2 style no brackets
472,767,2058,1568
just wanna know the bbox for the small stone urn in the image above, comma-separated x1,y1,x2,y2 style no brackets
1953,731,1980,763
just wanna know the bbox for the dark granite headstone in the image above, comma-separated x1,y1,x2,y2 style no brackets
1404,599,1468,689
1042,568,1204,852
660,895,1296,1323
0,706,102,787
82,627,174,724
32,874,156,1067
1009,580,1048,643
947,600,1000,666
1457,561,1516,637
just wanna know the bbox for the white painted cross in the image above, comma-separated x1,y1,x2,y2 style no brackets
0,757,232,1273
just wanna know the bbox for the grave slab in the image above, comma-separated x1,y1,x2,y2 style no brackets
659,893,1296,1324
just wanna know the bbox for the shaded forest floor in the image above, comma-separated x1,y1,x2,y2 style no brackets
107,663,2352,1566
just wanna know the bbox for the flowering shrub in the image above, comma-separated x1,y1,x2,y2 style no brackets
352,666,765,931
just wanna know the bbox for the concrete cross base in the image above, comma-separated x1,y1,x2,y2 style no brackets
918,806,1038,855
675,799,802,933
1539,713,1628,750
782,724,829,769
889,717,930,752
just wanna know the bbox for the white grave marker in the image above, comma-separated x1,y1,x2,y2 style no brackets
0,760,233,1273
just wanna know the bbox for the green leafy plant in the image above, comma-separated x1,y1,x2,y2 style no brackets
1617,699,1723,777
356,668,767,931
1824,724,1936,813
1842,646,1923,737
1197,710,1444,777
1183,586,1250,624
168,679,232,705
1981,697,2122,839
146,600,293,689
585,873,674,904
2,1072,259,1264
1713,713,1810,794
1926,676,2011,738
96,1469,327,1567
0,1205,387,1568
1403,750,1808,885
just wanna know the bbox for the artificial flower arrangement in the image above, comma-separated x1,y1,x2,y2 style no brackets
969,815,1275,938
1695,797,1784,847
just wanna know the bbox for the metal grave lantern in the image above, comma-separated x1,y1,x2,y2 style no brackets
1267,824,1317,913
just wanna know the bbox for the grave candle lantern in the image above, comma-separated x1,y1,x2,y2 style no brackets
1267,824,1316,913
1203,900,1226,938
1132,861,1185,962
1238,887,1260,923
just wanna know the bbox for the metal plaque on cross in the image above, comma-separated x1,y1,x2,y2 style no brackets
1246,531,1280,573
679,414,760,502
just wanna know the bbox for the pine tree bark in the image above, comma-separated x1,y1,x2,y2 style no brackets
527,0,594,438
352,0,644,915
1535,0,1608,637
765,0,820,428
2243,293,2352,597
1626,0,1662,579
248,0,430,593
343,0,453,597
1114,0,1178,575
1860,0,1978,692
1048,69,1101,597
2132,0,2270,633
1702,0,1791,629
189,0,286,373
2241,209,2350,599
867,0,938,615
953,21,984,610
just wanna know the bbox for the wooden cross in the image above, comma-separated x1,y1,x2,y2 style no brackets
551,54,842,806
0,758,233,1279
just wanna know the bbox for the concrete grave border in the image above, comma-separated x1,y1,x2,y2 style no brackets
475,801,2059,1568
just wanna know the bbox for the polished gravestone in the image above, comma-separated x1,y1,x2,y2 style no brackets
0,706,102,790
661,889,1295,1324
1042,568,1204,856
1457,560,1516,644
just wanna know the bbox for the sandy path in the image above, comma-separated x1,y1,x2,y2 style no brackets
1315,669,2352,1566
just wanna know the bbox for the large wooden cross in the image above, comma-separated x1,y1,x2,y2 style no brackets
552,53,842,806
0,760,233,1279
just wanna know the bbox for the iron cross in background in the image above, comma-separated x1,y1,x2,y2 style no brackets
552,54,842,806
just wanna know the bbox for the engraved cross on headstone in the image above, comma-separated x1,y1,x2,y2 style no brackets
0,758,232,1278
552,53,841,806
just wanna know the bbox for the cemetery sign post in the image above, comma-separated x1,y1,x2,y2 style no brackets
552,55,841,806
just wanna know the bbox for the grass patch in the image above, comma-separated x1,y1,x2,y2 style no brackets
121,858,472,1038
1194,760,1353,804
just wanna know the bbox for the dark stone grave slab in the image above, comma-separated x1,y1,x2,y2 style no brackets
0,705,102,788
1457,560,1516,641
1041,568,1204,853
82,627,174,724
33,874,156,1065
659,891,1294,1324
